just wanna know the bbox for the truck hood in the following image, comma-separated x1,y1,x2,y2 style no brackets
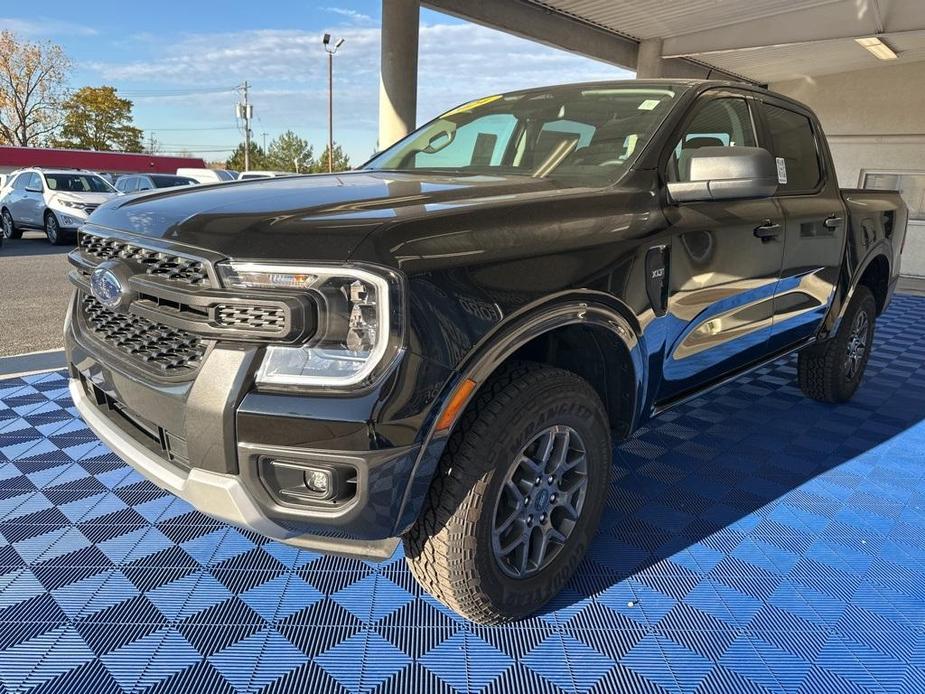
86,170,569,262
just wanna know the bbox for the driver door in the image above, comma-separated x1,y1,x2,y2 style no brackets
657,91,785,402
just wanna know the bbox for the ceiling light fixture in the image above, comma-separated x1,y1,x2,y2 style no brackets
855,36,899,61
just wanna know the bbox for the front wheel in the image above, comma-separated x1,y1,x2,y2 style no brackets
2,209,21,240
45,212,66,246
798,285,876,403
403,361,611,624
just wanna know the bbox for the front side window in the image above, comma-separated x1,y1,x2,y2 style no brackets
45,173,115,193
668,97,757,182
764,104,821,193
366,85,681,187
28,173,44,191
12,173,28,190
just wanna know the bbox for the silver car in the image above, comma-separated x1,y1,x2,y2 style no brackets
1,168,118,245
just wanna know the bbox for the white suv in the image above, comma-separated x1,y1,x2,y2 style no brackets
0,168,118,245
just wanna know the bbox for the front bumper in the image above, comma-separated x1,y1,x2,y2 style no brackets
70,378,400,560
65,285,451,561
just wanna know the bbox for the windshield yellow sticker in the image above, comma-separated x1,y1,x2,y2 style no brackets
440,94,503,118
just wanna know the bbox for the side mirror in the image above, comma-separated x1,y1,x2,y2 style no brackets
668,146,778,203
25,186,43,193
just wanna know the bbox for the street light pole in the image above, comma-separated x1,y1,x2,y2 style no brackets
322,34,345,174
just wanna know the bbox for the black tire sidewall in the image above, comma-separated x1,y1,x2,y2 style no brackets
1,210,13,239
833,287,876,401
468,377,610,618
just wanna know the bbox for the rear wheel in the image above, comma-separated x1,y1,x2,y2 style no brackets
44,211,66,246
2,209,21,240
798,285,876,403
403,361,611,624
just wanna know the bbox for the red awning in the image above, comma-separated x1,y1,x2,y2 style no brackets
0,146,206,174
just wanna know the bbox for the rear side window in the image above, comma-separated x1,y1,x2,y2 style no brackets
764,104,821,193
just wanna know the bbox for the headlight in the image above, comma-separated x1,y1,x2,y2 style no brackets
59,200,89,211
216,262,402,388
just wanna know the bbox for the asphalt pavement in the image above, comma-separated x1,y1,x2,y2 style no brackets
0,231,73,357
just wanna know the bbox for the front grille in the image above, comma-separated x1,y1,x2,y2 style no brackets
82,295,207,375
215,304,287,332
80,233,210,286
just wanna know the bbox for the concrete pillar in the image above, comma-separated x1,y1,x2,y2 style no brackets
636,37,664,78
379,0,421,150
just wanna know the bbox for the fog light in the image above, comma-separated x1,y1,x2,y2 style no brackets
260,457,354,505
304,468,331,495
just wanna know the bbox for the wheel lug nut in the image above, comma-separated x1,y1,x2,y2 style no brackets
547,475,555,484
527,514,534,525
540,514,546,523
524,496,530,505
550,494,557,503
535,476,542,485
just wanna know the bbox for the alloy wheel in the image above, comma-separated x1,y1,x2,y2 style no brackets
844,310,870,381
491,425,589,579
46,215,58,244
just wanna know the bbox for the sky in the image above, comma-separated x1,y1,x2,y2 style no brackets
1,1,633,165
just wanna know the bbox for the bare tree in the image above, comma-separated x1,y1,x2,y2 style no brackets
0,31,71,146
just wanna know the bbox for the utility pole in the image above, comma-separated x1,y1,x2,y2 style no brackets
236,82,253,171
262,132,268,151
323,34,345,174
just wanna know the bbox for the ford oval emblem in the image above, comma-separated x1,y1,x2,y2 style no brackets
90,267,124,308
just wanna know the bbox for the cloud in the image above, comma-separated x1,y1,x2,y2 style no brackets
0,17,98,37
85,20,631,160
322,7,376,24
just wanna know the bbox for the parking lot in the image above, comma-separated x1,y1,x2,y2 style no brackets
0,232,72,358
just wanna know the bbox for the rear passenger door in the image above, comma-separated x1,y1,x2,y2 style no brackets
658,90,785,402
758,98,847,350
22,174,45,226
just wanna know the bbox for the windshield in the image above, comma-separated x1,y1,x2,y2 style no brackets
45,173,115,193
365,84,679,186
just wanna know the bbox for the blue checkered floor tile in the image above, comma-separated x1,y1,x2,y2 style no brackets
2,295,925,693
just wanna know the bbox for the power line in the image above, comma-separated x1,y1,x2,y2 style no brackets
141,126,241,132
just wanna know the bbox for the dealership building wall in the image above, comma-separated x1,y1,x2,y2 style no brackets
771,61,925,277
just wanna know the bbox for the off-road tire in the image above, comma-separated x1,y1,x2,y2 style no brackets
798,285,876,403
403,361,611,624
45,212,66,246
1,209,21,240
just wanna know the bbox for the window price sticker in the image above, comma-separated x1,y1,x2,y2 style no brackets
776,157,788,184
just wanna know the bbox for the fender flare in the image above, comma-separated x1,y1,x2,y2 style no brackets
824,239,892,336
391,292,647,534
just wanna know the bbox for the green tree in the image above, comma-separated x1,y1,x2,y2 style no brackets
54,86,143,152
311,143,351,173
266,130,314,173
226,141,267,171
0,31,71,146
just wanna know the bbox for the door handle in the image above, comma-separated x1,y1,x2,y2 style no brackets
824,215,843,229
753,220,781,241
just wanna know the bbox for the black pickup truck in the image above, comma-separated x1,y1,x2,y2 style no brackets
65,80,907,624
